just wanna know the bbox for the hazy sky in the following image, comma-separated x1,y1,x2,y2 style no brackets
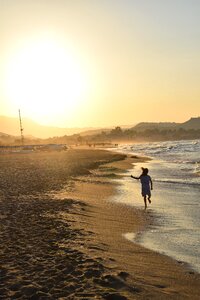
1,0,200,127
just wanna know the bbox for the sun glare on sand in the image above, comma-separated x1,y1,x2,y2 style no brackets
5,38,89,125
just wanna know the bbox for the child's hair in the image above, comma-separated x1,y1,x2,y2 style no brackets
141,167,149,176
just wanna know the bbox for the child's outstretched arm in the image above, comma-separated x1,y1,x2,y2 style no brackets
131,175,140,180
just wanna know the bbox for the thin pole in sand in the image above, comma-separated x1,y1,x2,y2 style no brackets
18,109,24,146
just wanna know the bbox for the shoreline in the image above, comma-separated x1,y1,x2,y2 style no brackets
120,152,200,275
0,149,200,299
56,151,200,299
107,144,200,274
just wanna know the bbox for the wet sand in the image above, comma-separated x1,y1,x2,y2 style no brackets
0,149,199,299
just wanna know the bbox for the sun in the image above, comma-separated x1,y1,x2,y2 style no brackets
5,38,88,125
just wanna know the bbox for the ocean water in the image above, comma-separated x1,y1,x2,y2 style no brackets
110,139,200,273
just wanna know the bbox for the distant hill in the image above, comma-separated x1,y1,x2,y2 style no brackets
0,115,136,139
132,122,179,131
0,131,19,145
79,128,111,136
1,115,199,140
178,117,200,130
0,116,99,138
0,132,11,137
79,124,135,136
132,117,200,131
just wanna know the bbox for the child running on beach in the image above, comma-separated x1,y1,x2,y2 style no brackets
131,168,153,209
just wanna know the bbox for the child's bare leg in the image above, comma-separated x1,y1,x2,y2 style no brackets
144,196,147,209
148,196,151,204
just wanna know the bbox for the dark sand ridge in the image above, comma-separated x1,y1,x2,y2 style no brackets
0,149,199,299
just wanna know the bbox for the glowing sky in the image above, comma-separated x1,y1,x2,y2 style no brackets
1,0,200,127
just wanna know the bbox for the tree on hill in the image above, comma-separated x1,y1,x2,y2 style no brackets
110,126,123,136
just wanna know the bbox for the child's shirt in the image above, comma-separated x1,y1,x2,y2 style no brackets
140,175,152,187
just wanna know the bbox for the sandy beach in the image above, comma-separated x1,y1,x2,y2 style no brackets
0,149,200,300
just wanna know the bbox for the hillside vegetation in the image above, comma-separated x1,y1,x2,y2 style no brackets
0,117,200,146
